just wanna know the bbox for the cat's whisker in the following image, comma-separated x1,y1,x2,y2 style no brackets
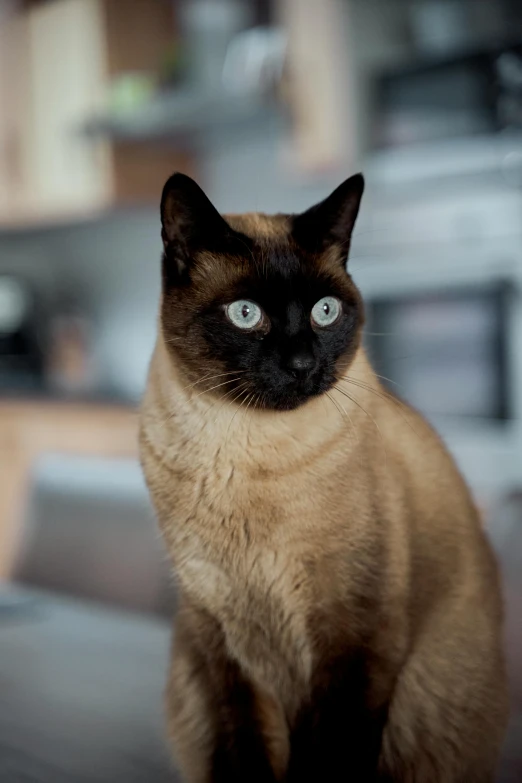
213,380,249,402
337,375,423,455
339,374,399,403
164,376,243,423
349,258,389,274
341,376,403,400
225,388,252,442
325,391,346,423
181,370,246,394
241,391,256,420
242,392,258,442
209,381,250,424
347,369,403,391
191,377,242,400
368,373,403,390
247,393,261,440
329,388,357,445
329,391,358,451
333,384,387,468
338,377,421,439
254,392,267,413
245,396,258,446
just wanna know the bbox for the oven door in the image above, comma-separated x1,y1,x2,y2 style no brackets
354,250,522,496
366,282,511,422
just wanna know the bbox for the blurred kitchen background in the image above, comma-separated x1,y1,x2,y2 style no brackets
0,1,521,781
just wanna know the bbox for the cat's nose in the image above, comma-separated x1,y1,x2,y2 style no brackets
286,350,316,381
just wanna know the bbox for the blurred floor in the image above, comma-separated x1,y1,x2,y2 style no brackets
0,587,177,783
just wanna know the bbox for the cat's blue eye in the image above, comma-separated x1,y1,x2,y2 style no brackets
226,300,263,330
311,296,342,328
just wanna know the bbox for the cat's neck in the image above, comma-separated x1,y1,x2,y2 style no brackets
142,337,378,473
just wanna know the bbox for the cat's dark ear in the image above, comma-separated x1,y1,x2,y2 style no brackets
160,172,231,277
292,174,364,258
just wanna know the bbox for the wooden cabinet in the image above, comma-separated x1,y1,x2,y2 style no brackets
0,400,139,579
25,0,112,218
0,7,32,220
0,0,194,227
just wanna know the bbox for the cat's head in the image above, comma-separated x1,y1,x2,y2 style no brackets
160,173,365,411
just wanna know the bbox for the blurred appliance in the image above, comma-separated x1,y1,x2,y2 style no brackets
222,26,287,97
372,42,522,148
367,283,510,421
180,0,253,92
0,275,44,392
354,178,522,494
409,1,512,57
410,1,476,56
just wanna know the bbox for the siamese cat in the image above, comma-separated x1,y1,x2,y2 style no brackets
140,172,507,782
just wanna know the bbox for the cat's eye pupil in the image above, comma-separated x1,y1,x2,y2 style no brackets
311,296,341,329
226,300,264,331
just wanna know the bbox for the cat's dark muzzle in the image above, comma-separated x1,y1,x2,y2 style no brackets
248,370,333,411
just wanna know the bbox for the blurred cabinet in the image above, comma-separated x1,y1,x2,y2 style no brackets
0,8,31,219
0,0,194,227
25,0,112,218
279,0,357,173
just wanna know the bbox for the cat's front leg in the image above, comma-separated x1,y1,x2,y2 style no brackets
209,671,286,783
286,651,388,783
168,600,285,783
376,610,507,783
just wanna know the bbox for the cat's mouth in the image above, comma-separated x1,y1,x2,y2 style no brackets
265,391,321,411
234,373,334,412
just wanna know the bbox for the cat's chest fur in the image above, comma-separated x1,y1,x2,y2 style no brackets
147,428,315,706
181,541,313,706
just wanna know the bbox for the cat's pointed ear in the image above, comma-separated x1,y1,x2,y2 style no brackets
291,173,364,258
160,173,231,276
